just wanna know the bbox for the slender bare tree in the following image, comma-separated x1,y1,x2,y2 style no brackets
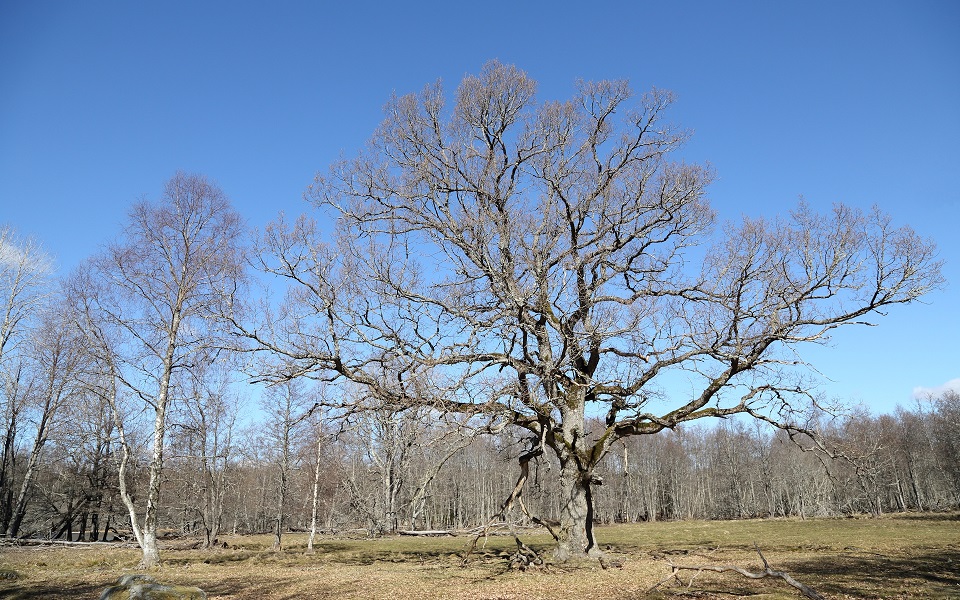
68,261,149,548
170,357,241,548
305,407,330,553
0,227,51,534
6,297,86,537
239,62,943,559
81,173,245,567
260,378,313,550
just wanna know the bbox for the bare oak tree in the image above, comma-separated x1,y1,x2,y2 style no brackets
82,173,244,566
242,62,943,559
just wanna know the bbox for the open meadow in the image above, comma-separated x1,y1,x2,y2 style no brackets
1,513,958,599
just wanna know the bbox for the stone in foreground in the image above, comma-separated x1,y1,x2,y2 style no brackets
99,574,206,600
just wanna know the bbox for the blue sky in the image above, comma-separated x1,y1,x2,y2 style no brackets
2,0,957,414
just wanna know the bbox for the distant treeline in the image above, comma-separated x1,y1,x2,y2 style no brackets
3,390,957,541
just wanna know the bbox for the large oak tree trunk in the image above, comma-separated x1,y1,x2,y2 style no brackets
554,399,602,561
556,458,599,560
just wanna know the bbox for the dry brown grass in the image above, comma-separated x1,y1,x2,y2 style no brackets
1,513,958,599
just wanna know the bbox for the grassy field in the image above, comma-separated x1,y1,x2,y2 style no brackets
1,513,958,599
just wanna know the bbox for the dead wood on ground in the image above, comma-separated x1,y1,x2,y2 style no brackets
651,543,826,600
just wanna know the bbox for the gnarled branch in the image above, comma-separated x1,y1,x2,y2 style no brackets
652,543,826,600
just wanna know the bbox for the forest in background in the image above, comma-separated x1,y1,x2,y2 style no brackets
2,371,958,544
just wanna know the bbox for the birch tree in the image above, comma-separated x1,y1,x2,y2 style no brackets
83,172,244,566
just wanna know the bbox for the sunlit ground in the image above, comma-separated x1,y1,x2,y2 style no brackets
2,513,958,599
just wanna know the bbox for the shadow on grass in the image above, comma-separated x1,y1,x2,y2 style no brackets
3,575,328,600
202,576,308,598
307,545,468,566
201,574,402,600
2,574,333,600
0,580,104,600
891,512,960,522
785,548,960,598
162,540,485,569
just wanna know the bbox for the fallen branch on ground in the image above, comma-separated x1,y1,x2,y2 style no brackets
461,522,542,536
651,543,826,600
398,530,455,537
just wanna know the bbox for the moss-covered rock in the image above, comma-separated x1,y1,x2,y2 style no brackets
99,574,206,600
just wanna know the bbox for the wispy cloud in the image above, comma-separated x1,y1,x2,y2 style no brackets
0,228,52,275
0,238,28,268
912,378,960,400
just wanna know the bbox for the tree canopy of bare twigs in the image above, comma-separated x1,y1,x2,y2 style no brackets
238,61,944,559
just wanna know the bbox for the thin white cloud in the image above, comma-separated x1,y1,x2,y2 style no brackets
0,238,27,268
912,378,960,400
0,229,52,275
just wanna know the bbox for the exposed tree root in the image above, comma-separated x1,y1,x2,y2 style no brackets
507,537,545,571
651,543,826,600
